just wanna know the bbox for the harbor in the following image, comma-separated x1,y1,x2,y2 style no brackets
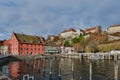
0,55,120,80
0,52,120,80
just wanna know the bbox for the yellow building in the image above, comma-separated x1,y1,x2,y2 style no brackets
107,24,120,33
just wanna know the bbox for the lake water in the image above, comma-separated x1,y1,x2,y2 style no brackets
0,58,120,80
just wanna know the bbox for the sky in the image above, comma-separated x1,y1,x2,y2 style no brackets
0,0,120,40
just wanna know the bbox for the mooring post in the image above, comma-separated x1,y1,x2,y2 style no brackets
114,63,118,80
58,60,61,80
109,53,111,60
49,59,52,80
89,62,92,80
102,54,104,59
71,59,74,80
114,53,117,61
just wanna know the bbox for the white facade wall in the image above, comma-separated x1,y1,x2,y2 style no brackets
107,26,120,34
60,30,84,39
0,45,8,55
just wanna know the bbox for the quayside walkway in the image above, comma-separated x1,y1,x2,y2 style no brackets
60,52,120,60
20,52,120,62
0,55,9,59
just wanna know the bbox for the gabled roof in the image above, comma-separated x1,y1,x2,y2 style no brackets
61,28,76,33
109,24,120,27
14,33,44,44
84,26,101,32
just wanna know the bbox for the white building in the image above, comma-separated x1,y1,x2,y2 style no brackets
107,24,120,34
61,46,74,54
0,45,8,55
60,28,84,39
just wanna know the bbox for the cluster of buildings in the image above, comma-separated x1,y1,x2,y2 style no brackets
59,26,101,39
0,24,120,55
0,32,45,55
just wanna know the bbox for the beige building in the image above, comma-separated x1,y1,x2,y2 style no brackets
107,24,120,34
0,41,8,55
83,26,101,34
59,28,84,39
0,45,8,55
59,28,77,39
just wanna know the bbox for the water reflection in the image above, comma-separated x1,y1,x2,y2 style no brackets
0,58,120,80
9,62,20,80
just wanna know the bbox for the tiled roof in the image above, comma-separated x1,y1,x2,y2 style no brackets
84,26,100,31
84,27,96,31
3,40,10,45
14,33,44,44
109,24,120,27
61,28,76,33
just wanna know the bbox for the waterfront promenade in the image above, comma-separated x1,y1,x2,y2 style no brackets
1,52,120,61
17,52,120,62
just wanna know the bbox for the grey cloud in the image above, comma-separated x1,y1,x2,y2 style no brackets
0,0,120,40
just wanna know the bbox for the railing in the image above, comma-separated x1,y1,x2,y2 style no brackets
23,74,35,80
0,54,9,59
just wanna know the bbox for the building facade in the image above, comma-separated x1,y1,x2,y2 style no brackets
83,26,101,34
59,28,77,39
0,40,9,55
8,32,45,55
107,24,120,34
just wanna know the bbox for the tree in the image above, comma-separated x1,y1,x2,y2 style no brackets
64,40,71,47
72,35,84,44
85,40,99,53
72,35,85,52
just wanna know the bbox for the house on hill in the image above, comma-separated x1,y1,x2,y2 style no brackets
107,24,120,34
59,28,78,39
83,26,102,34
59,28,86,40
8,32,45,55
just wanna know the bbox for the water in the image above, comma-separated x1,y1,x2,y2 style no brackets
0,58,120,80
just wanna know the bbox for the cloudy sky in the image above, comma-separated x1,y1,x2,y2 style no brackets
0,0,120,40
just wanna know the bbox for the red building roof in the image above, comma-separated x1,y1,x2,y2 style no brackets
14,32,45,44
109,24,120,27
61,28,76,33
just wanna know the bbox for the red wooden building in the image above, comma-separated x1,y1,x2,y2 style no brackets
8,32,45,55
